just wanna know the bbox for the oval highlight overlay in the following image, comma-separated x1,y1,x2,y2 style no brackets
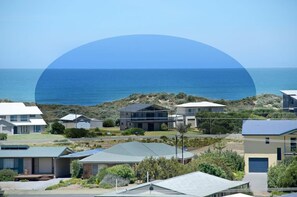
35,34,256,105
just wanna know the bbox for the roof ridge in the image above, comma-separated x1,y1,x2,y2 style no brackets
141,142,161,156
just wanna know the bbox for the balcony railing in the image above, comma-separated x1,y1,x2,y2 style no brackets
130,117,175,122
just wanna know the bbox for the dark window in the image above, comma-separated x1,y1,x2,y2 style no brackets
29,115,36,118
10,115,17,121
265,137,270,144
291,138,296,152
138,123,143,128
277,148,282,160
20,115,28,121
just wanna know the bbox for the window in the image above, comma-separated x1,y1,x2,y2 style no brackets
291,138,296,152
265,137,270,144
10,115,17,121
92,164,98,175
20,115,28,121
3,159,14,169
277,148,282,161
0,116,5,120
34,125,41,132
29,115,36,118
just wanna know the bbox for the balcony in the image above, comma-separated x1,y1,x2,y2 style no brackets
130,117,175,123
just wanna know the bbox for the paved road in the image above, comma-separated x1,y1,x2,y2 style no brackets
243,173,269,196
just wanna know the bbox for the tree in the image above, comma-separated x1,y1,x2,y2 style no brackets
160,123,168,131
103,119,115,127
50,122,65,134
70,160,83,178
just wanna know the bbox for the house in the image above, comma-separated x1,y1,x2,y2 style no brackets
59,114,103,129
119,104,174,131
0,145,73,178
281,90,297,114
174,101,225,127
99,171,249,197
80,141,194,178
0,102,47,134
242,120,297,173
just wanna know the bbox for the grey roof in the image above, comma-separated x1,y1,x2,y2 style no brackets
80,142,194,164
61,148,104,158
0,146,72,158
100,172,249,197
242,120,297,136
119,103,168,112
0,119,14,127
280,193,297,197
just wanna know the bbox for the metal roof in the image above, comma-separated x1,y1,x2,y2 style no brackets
0,146,72,158
119,104,168,112
11,118,47,126
101,172,249,197
80,142,194,163
280,90,297,96
61,148,104,158
242,120,297,136
0,103,43,115
176,101,225,108
224,194,254,197
60,114,84,121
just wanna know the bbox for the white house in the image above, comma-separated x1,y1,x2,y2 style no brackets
174,101,225,127
59,114,103,129
0,103,47,134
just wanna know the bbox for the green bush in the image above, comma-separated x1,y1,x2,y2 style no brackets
106,165,135,179
0,169,17,181
0,133,7,140
197,162,227,179
103,119,115,127
97,167,108,182
160,123,168,131
99,174,129,188
268,157,297,188
64,128,88,138
122,128,145,136
70,160,82,178
187,150,244,180
135,157,186,182
50,122,65,134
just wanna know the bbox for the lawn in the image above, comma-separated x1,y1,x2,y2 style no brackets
7,133,65,141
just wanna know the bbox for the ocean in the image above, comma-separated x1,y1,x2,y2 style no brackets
0,68,296,105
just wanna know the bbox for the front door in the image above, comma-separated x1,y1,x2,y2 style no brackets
13,126,18,134
148,123,154,131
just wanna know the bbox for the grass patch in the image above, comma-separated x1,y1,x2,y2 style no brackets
45,178,83,190
7,133,65,141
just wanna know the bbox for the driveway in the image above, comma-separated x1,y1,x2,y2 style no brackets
0,178,70,190
243,173,269,196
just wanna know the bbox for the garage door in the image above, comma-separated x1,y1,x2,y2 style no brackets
249,158,268,172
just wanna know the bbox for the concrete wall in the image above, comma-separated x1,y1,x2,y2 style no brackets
55,158,70,177
38,158,53,174
90,120,103,129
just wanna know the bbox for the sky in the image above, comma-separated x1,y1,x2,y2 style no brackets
0,0,296,69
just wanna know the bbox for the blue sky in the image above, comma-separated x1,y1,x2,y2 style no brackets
0,0,296,69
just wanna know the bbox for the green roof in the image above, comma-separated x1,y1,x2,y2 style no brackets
0,146,72,158
80,142,194,164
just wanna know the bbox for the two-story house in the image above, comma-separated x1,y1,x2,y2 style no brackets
242,120,297,173
175,101,225,127
0,102,46,134
281,90,297,114
119,103,174,131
